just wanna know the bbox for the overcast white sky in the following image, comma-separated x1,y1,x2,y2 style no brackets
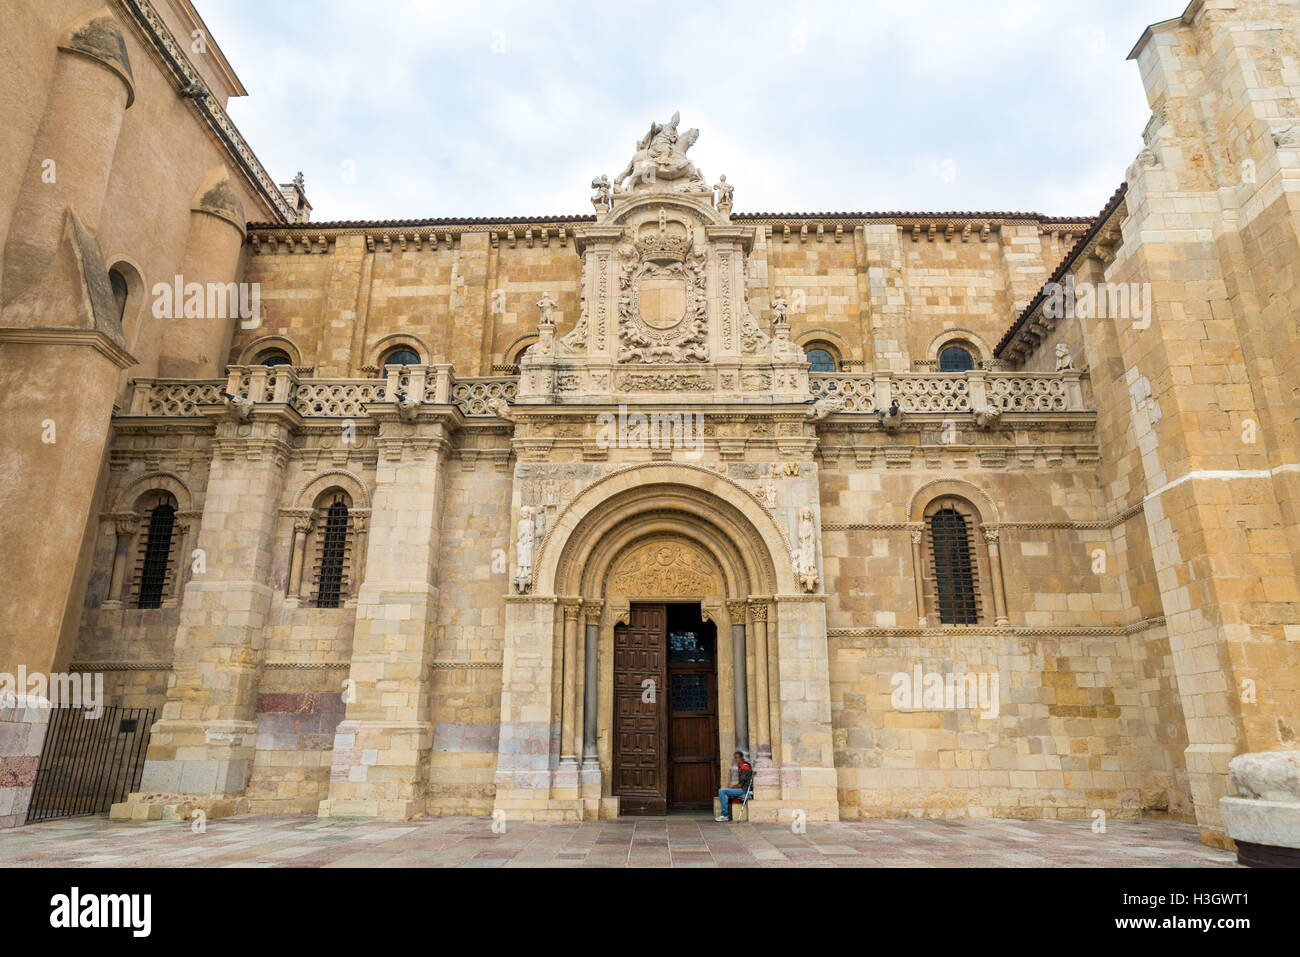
197,0,1181,223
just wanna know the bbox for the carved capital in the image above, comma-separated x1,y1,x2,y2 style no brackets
981,524,1001,544
283,507,314,535
747,599,768,622
109,512,138,538
611,601,631,626
725,599,748,621
582,600,604,625
561,598,583,622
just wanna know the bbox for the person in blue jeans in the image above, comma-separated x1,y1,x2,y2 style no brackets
715,751,753,822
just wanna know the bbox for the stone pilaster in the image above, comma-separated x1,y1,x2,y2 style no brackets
763,595,838,823
318,406,454,820
120,397,298,817
493,596,567,820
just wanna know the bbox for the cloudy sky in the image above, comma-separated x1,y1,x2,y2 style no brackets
197,0,1179,223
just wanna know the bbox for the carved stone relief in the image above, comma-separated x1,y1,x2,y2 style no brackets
608,540,720,596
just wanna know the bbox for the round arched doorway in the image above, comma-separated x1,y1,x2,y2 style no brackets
493,464,839,822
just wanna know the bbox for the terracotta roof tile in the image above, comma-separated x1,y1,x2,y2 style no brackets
247,210,1094,231
994,183,1129,358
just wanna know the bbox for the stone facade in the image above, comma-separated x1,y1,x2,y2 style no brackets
1,0,1297,848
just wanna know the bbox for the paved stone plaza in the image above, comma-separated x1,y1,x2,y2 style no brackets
0,814,1236,868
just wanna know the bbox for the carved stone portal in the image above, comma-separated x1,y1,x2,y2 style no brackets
608,540,719,596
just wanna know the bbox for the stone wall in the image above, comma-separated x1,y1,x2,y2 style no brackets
233,216,1082,379
0,702,49,828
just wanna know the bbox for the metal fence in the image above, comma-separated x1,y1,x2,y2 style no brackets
25,706,156,823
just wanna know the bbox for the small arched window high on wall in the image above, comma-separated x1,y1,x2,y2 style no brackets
257,349,292,367
805,347,837,373
136,499,177,609
380,347,421,368
928,506,979,624
938,345,975,372
314,496,350,608
109,267,129,328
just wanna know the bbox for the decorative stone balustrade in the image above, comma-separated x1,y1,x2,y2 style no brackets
125,366,518,419
811,369,1086,413
126,367,1085,421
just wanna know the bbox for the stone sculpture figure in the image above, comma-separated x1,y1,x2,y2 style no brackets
590,174,612,210
808,396,845,421
223,392,254,422
879,398,904,432
793,506,819,593
1054,343,1074,371
614,111,707,192
713,174,734,208
514,505,535,594
536,292,557,328
771,289,789,326
974,405,1002,429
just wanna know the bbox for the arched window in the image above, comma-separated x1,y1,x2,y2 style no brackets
313,494,351,608
505,336,538,368
928,507,979,624
256,349,292,367
938,345,975,372
805,347,837,373
380,347,421,368
109,267,129,328
136,498,177,609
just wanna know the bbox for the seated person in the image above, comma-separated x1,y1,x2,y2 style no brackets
715,750,753,822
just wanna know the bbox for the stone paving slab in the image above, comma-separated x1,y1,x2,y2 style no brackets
0,813,1237,868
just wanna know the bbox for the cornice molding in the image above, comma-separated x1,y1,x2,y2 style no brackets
0,327,136,369
115,0,291,222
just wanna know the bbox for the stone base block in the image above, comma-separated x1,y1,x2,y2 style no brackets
317,798,423,821
109,792,249,823
1219,796,1300,858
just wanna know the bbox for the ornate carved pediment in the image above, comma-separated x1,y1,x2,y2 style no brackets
616,226,709,363
608,540,720,597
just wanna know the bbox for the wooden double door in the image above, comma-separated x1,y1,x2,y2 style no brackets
613,603,719,814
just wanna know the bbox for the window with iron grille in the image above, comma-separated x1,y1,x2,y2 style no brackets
805,347,837,372
938,345,975,372
136,503,175,609
314,499,350,608
930,507,979,624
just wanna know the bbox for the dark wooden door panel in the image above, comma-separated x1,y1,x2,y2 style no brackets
613,604,667,815
666,615,719,810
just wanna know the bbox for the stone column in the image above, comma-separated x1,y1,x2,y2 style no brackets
351,510,370,593
172,510,202,599
119,398,299,819
982,524,1009,626
557,599,582,783
0,15,137,683
157,172,249,379
285,511,313,602
749,597,772,765
727,599,749,755
909,525,927,626
318,408,454,821
581,600,602,767
105,513,136,605
3,14,134,305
